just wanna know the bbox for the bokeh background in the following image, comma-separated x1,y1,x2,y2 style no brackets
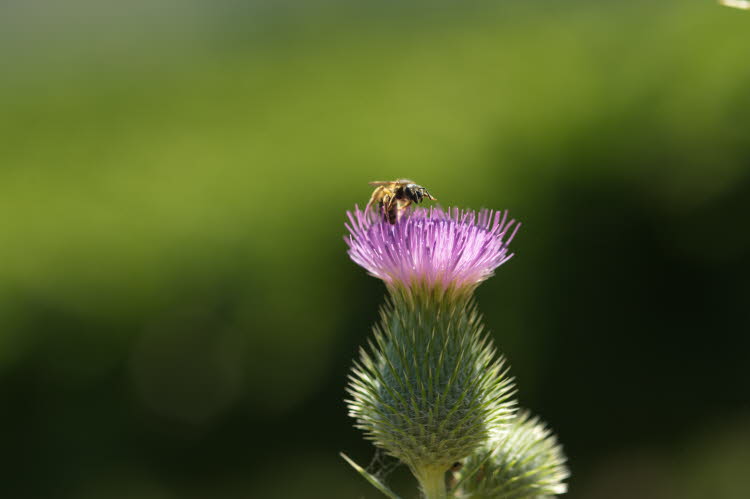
2,1,749,498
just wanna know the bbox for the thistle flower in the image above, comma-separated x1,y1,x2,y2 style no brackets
456,411,570,499
345,206,519,295
344,204,520,498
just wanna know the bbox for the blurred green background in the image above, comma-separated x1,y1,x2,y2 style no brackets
2,1,749,497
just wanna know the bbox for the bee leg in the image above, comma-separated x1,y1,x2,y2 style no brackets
394,199,411,223
365,187,382,214
382,195,394,223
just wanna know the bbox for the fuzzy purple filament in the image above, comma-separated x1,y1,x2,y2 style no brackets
345,205,520,290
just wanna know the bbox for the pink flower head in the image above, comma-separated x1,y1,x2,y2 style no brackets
345,205,519,292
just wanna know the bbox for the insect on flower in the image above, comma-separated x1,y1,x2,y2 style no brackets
366,179,436,224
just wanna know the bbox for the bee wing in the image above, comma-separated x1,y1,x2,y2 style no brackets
370,179,414,186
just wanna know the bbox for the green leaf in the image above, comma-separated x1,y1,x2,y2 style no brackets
340,452,402,499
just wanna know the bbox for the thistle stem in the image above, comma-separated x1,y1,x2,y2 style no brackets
416,467,447,499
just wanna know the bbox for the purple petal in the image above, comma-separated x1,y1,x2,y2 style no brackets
344,205,519,290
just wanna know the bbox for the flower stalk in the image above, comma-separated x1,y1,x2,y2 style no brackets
415,466,448,499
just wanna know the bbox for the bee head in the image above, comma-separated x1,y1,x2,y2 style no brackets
404,184,436,204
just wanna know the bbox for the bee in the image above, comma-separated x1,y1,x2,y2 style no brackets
366,179,437,224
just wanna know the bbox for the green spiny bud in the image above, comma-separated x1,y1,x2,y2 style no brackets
455,410,569,499
346,287,517,489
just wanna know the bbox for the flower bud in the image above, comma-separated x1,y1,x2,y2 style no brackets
456,411,569,498
346,289,516,480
